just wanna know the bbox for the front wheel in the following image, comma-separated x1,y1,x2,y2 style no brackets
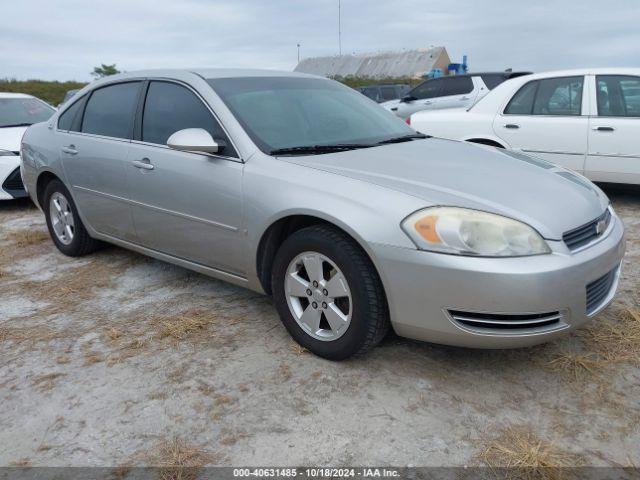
43,179,101,256
272,225,389,360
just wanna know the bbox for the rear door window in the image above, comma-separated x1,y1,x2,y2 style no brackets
596,75,640,117
532,76,583,116
57,97,85,131
441,77,474,96
410,79,443,100
505,81,538,114
82,82,141,139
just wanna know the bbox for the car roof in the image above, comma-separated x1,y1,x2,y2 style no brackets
0,92,36,99
92,68,322,83
522,68,640,80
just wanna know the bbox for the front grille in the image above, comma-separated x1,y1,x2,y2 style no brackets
448,310,562,331
586,268,618,315
2,167,25,192
563,209,611,251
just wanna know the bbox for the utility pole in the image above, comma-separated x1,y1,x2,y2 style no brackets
297,43,301,63
338,0,342,56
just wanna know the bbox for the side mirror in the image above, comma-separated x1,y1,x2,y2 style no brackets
167,128,225,154
400,95,416,103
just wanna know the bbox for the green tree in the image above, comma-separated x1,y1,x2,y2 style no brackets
91,64,121,79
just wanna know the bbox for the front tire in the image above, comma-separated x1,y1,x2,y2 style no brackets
43,179,101,256
272,225,389,360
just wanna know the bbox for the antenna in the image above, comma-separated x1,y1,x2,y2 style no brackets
338,0,342,55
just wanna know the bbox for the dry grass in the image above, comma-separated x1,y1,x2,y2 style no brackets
545,308,640,380
158,310,210,340
147,437,214,480
0,325,62,345
31,372,66,392
4,229,49,248
290,343,308,355
581,308,640,365
478,426,583,480
545,352,606,381
9,457,31,467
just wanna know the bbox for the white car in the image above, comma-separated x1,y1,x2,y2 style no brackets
381,71,531,120
410,68,640,185
1,93,56,200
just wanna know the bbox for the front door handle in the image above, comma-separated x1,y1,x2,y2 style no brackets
61,145,78,155
132,158,154,170
424,101,433,105
459,96,470,101
504,124,520,129
593,126,615,132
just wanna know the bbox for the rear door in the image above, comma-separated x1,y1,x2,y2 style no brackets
493,76,589,172
435,76,476,110
585,74,640,183
58,81,141,241
125,80,246,275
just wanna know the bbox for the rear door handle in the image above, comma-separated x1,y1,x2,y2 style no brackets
504,124,520,129
593,126,615,132
132,158,154,170
424,101,433,105
459,96,471,101
61,145,78,155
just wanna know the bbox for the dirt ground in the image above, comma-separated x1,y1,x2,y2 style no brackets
0,185,638,469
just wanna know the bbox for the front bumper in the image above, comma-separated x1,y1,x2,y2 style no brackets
0,155,27,200
372,213,626,348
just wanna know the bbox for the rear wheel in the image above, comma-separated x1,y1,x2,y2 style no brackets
43,179,101,256
272,225,389,360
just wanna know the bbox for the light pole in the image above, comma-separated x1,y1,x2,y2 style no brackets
297,43,301,63
338,0,342,56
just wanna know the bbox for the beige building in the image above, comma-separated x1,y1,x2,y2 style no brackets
294,46,451,79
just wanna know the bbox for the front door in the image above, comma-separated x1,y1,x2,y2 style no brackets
494,75,589,172
393,78,445,120
59,81,141,241
585,74,640,184
125,80,246,275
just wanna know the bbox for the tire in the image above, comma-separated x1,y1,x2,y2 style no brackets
272,225,389,360
43,179,101,257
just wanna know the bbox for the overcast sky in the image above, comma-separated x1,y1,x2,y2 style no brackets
2,0,639,81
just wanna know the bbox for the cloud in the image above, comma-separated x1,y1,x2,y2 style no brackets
2,0,639,80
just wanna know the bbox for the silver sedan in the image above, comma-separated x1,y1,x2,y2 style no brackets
20,69,625,360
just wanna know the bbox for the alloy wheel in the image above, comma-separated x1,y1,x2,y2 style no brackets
49,191,75,245
285,251,352,341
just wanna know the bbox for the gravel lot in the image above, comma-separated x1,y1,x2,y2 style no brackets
0,185,638,469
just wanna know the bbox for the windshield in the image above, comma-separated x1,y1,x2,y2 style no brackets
0,97,55,127
207,76,414,154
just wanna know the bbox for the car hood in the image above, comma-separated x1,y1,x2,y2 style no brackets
282,138,609,240
0,126,28,152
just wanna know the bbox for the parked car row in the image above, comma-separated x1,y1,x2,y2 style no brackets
19,69,625,360
381,71,531,119
409,68,640,185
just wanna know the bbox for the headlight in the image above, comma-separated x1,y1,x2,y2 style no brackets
401,207,550,257
0,149,18,157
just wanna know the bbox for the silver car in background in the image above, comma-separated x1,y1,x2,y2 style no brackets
20,69,625,360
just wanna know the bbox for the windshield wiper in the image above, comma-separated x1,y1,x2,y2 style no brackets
376,133,430,145
269,144,373,156
0,123,33,128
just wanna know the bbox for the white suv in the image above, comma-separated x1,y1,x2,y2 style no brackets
382,72,531,120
